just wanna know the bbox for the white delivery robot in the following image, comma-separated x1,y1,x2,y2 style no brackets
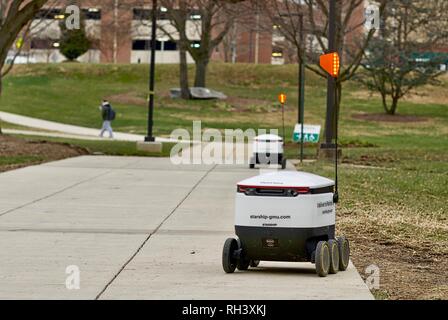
222,171,350,277
249,134,286,170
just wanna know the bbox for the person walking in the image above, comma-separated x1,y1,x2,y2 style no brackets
99,100,115,138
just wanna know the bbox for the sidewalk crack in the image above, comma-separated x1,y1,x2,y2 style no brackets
95,164,217,300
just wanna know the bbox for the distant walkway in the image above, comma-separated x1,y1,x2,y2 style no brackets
0,111,177,143
2,129,110,141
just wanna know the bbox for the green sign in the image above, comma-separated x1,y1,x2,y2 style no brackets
293,124,321,144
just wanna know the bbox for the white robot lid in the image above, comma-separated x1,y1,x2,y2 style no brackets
254,134,283,142
237,171,334,189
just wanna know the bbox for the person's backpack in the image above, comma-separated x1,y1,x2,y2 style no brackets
110,108,116,121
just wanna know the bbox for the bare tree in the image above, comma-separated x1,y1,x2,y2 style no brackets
159,0,191,98
220,20,237,63
1,2,65,79
359,0,448,115
159,0,239,88
0,0,50,96
132,0,245,98
259,0,387,142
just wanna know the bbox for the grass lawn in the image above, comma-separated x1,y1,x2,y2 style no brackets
0,63,447,299
0,154,44,167
10,135,176,158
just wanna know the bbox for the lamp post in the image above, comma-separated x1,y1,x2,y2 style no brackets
145,0,157,142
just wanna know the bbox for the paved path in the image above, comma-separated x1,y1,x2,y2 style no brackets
0,156,373,299
0,111,176,142
2,129,116,141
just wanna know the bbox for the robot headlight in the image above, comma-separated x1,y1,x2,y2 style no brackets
237,185,310,196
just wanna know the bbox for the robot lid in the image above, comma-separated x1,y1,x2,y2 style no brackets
254,134,283,142
237,171,334,190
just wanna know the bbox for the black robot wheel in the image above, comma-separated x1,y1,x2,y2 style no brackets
337,236,350,271
315,241,330,277
328,239,340,274
222,238,238,273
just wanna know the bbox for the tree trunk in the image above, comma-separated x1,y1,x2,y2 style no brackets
381,92,389,114
382,93,399,115
194,58,208,88
389,96,399,115
179,45,190,99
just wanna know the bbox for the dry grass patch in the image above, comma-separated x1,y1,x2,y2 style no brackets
338,194,447,300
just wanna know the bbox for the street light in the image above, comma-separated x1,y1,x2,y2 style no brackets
145,0,157,142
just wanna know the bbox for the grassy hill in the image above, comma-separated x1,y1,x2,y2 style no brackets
0,63,447,299
1,63,446,140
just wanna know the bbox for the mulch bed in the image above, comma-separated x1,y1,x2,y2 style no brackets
0,134,89,172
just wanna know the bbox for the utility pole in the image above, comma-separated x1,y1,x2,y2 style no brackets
145,0,157,142
298,13,305,163
321,0,336,151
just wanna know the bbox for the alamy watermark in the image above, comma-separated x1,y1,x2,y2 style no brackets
364,264,380,290
65,5,81,30
65,265,80,290
364,4,380,30
169,121,281,166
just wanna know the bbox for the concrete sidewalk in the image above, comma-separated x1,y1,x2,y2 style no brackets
0,156,373,299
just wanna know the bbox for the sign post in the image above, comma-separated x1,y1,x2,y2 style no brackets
278,93,287,142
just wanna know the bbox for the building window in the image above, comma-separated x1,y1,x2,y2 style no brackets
132,40,177,51
272,47,283,58
133,8,173,20
133,40,149,50
133,9,151,20
164,41,177,50
189,10,201,20
82,8,101,20
190,41,201,49
31,38,53,49
35,9,62,19
35,8,101,20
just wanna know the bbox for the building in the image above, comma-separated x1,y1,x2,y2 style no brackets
22,1,196,64
13,0,273,64
12,0,374,65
